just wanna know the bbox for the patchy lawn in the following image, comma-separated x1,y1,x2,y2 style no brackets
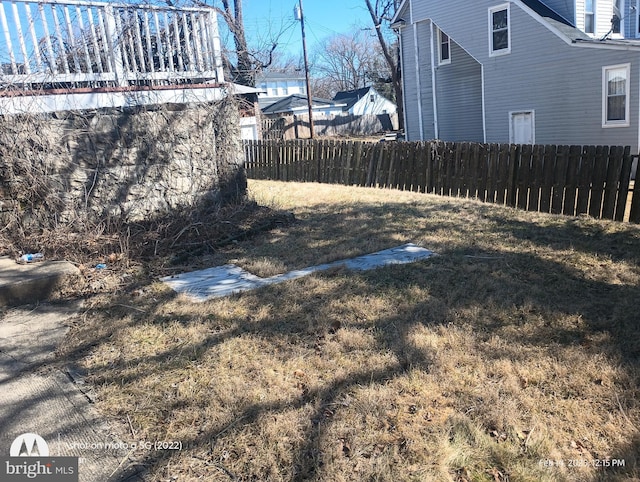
61,180,640,481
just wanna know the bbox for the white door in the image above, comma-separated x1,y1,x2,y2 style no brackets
510,111,535,144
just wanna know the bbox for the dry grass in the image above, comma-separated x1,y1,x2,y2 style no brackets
59,180,640,481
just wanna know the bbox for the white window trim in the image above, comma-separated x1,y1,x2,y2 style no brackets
602,63,631,128
509,110,536,144
489,3,511,57
636,0,640,38
438,28,451,65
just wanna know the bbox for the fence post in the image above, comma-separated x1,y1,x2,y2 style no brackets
207,10,225,83
103,5,127,87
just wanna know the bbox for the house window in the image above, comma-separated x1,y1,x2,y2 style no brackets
489,4,510,56
438,29,451,65
603,64,630,127
612,0,623,34
585,0,595,34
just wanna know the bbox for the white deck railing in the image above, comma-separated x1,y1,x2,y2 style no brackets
0,0,224,89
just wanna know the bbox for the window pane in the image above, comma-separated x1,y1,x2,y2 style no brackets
493,30,509,50
441,43,450,60
585,14,594,33
608,69,626,94
608,95,626,120
586,0,594,11
493,10,508,30
440,31,450,60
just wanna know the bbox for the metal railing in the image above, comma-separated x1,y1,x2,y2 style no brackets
0,0,224,89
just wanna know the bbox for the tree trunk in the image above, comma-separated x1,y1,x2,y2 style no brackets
364,0,403,130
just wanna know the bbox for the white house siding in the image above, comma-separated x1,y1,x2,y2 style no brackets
351,93,396,115
434,38,484,142
575,0,632,38
400,0,640,152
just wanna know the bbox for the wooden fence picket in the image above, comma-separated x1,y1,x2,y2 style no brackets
576,146,595,215
630,176,640,223
551,145,569,215
517,144,533,210
602,146,627,220
615,152,634,221
243,139,637,223
563,146,582,216
589,146,609,218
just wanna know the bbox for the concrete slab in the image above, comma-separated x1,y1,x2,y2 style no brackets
0,256,81,307
162,243,435,302
0,302,132,481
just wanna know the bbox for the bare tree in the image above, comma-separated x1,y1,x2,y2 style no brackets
182,0,290,86
363,0,403,129
213,0,278,86
312,31,388,98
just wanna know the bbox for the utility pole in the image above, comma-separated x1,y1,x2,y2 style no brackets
296,0,314,138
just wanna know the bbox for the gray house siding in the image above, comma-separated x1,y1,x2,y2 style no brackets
399,18,436,140
400,22,421,141
399,0,640,152
417,21,436,140
435,38,484,142
483,3,639,150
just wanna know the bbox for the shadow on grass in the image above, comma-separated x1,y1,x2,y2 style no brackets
56,196,640,481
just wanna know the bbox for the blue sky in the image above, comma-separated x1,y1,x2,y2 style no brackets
239,0,375,57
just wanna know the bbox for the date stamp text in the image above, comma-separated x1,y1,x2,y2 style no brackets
538,458,626,469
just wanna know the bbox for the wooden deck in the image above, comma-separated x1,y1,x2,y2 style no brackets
0,0,225,112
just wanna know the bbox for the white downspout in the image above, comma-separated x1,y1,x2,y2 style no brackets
398,33,409,136
414,21,424,140
637,62,640,155
429,21,438,139
481,64,487,143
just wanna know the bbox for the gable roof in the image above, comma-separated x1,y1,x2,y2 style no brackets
519,0,573,26
261,94,345,114
394,0,640,51
332,87,373,111
515,0,640,45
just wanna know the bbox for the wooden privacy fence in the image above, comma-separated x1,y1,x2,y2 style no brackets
261,113,399,140
244,139,640,223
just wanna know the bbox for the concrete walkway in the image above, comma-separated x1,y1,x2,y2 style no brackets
0,256,82,307
0,301,139,481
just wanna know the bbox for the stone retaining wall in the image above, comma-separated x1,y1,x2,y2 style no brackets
0,98,245,228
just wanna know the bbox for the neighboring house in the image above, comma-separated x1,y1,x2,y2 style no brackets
256,71,308,111
261,94,346,117
332,86,397,115
393,0,640,153
547,0,635,39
